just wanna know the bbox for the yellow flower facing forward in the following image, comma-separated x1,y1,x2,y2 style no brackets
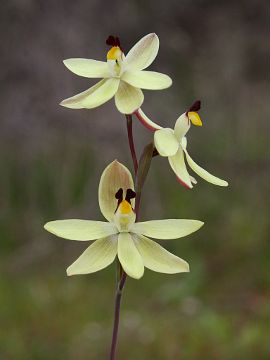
44,160,203,279
137,100,229,189
60,34,172,114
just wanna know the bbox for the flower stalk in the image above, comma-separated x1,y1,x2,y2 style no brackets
109,114,139,360
109,271,127,360
110,119,155,359
110,113,165,358
126,115,138,176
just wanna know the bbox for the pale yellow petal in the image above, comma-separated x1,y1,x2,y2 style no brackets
174,113,191,140
125,33,159,71
184,149,229,187
168,148,193,189
118,232,144,279
63,58,110,78
154,128,179,157
122,70,172,90
44,219,118,241
98,160,134,222
115,81,144,114
134,234,189,273
131,219,204,239
67,236,117,276
60,78,119,109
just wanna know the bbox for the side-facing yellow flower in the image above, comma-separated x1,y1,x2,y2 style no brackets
136,101,229,189
60,34,172,114
44,160,203,279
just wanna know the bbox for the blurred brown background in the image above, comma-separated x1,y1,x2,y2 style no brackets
1,0,270,359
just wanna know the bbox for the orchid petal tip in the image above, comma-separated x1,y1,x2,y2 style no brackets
198,221,205,228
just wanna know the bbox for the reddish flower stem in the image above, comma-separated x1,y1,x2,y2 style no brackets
109,271,127,360
109,114,157,359
109,114,139,360
125,114,138,176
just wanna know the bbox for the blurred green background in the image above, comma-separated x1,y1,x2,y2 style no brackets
1,0,270,359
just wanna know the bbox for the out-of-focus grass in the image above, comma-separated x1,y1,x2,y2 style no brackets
0,133,270,359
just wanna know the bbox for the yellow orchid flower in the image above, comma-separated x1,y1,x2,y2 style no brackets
44,160,203,279
60,34,172,114
137,101,229,189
